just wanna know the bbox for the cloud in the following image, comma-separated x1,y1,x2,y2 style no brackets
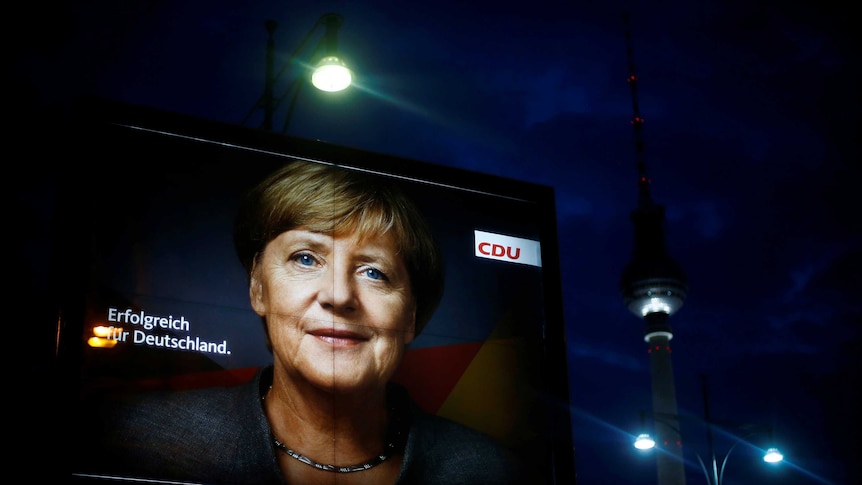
568,341,643,372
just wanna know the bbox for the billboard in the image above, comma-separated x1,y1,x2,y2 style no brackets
51,99,574,484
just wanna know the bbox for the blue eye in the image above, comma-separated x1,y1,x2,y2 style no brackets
296,253,315,266
364,267,385,280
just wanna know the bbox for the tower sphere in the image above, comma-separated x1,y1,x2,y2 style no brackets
621,258,687,318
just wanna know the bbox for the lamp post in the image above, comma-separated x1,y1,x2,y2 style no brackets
242,13,353,133
634,375,784,484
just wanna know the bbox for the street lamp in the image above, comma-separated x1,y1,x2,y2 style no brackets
634,421,783,484
633,375,784,484
242,13,353,133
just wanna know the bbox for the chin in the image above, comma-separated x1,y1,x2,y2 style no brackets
318,373,382,394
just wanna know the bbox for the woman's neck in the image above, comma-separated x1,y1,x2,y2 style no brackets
264,370,391,461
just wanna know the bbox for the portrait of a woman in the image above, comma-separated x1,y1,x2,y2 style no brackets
81,161,522,485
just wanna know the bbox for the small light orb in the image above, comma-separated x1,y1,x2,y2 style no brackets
634,433,656,450
312,56,352,92
763,447,784,463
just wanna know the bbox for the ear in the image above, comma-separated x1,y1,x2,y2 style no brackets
249,258,267,316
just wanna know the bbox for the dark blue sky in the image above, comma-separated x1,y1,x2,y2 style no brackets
14,1,858,484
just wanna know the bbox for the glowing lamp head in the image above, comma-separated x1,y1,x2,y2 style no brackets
763,447,784,463
634,433,656,450
311,56,352,92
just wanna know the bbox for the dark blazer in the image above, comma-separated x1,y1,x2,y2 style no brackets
71,366,521,484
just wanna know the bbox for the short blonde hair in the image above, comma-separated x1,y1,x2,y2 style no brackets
234,161,444,337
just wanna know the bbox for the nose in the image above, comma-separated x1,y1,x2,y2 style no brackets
317,265,358,313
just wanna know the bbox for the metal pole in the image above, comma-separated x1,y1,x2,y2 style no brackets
319,13,343,57
241,14,338,130
701,374,719,484
262,20,277,131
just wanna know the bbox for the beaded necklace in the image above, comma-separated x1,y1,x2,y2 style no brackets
263,386,405,473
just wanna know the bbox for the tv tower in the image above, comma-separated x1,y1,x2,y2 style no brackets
619,13,689,485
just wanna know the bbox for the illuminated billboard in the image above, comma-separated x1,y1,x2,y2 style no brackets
52,99,574,484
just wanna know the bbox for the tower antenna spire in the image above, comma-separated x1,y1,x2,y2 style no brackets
623,12,653,207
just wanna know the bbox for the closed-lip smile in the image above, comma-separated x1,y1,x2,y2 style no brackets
308,328,368,345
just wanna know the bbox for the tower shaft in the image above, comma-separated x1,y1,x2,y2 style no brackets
646,314,685,485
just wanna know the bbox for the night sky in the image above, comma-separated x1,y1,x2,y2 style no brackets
13,1,859,484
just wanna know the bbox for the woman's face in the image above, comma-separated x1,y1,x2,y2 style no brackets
250,228,416,392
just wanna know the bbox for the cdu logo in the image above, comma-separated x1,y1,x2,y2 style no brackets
474,230,542,267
